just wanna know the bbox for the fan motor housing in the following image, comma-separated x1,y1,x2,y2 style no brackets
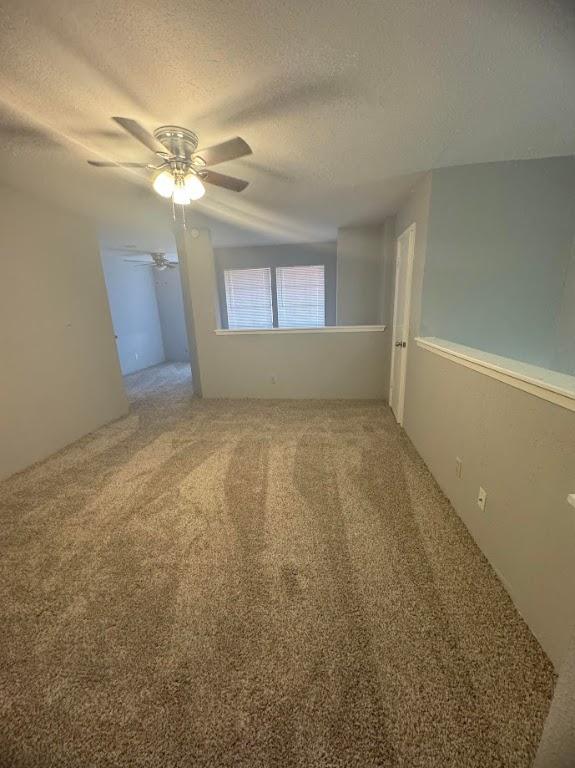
154,125,199,160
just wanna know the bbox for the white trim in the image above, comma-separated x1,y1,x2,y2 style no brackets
415,337,575,412
214,325,386,336
389,223,416,425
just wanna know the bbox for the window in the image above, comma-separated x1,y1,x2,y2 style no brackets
223,265,326,329
276,265,325,328
224,267,273,329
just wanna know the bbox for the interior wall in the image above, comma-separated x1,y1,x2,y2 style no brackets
0,185,128,481
336,225,383,325
177,228,387,399
153,267,190,362
396,172,575,668
173,229,202,395
101,253,165,375
421,156,575,372
552,242,575,376
214,242,337,327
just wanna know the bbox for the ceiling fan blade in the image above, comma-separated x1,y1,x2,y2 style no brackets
112,117,167,154
88,160,151,167
195,137,252,167
109,248,150,254
203,170,249,192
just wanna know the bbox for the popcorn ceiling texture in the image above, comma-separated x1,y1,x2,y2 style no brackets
0,1,574,247
0,364,555,766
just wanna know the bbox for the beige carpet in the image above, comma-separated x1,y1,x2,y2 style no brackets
0,363,554,767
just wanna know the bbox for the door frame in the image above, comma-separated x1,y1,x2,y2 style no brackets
389,223,416,425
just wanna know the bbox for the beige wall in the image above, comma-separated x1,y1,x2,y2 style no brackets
198,331,388,399
177,228,388,400
0,185,128,480
396,173,575,668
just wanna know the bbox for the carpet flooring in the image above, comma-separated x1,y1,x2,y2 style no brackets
0,363,555,767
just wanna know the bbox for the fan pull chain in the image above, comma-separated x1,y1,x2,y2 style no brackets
171,198,188,229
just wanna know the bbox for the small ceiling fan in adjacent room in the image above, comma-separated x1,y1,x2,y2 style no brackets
88,117,252,205
122,251,178,270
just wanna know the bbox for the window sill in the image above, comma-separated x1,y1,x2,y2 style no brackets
214,325,386,336
415,337,575,412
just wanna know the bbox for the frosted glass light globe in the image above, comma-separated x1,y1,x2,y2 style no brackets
184,173,206,201
172,181,191,206
153,170,175,198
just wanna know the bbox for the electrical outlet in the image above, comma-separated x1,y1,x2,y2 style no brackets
455,457,463,479
270,375,277,384
477,486,487,512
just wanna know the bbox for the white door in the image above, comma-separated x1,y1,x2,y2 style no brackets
389,224,416,425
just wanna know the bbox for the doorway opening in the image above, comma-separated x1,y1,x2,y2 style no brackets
100,246,192,394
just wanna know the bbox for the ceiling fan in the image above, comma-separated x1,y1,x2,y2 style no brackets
88,117,252,205
123,251,178,270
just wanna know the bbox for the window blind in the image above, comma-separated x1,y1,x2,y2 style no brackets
276,265,325,328
224,267,273,329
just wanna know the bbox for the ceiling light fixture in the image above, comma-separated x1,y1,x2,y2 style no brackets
153,169,175,198
184,173,206,201
88,119,252,216
152,168,205,206
172,177,191,206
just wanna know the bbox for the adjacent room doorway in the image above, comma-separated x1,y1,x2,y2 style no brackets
389,223,416,425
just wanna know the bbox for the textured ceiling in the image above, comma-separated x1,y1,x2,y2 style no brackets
0,0,574,248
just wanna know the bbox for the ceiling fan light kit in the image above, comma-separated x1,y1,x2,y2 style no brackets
184,173,206,200
172,177,191,206
152,169,175,198
88,118,252,208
